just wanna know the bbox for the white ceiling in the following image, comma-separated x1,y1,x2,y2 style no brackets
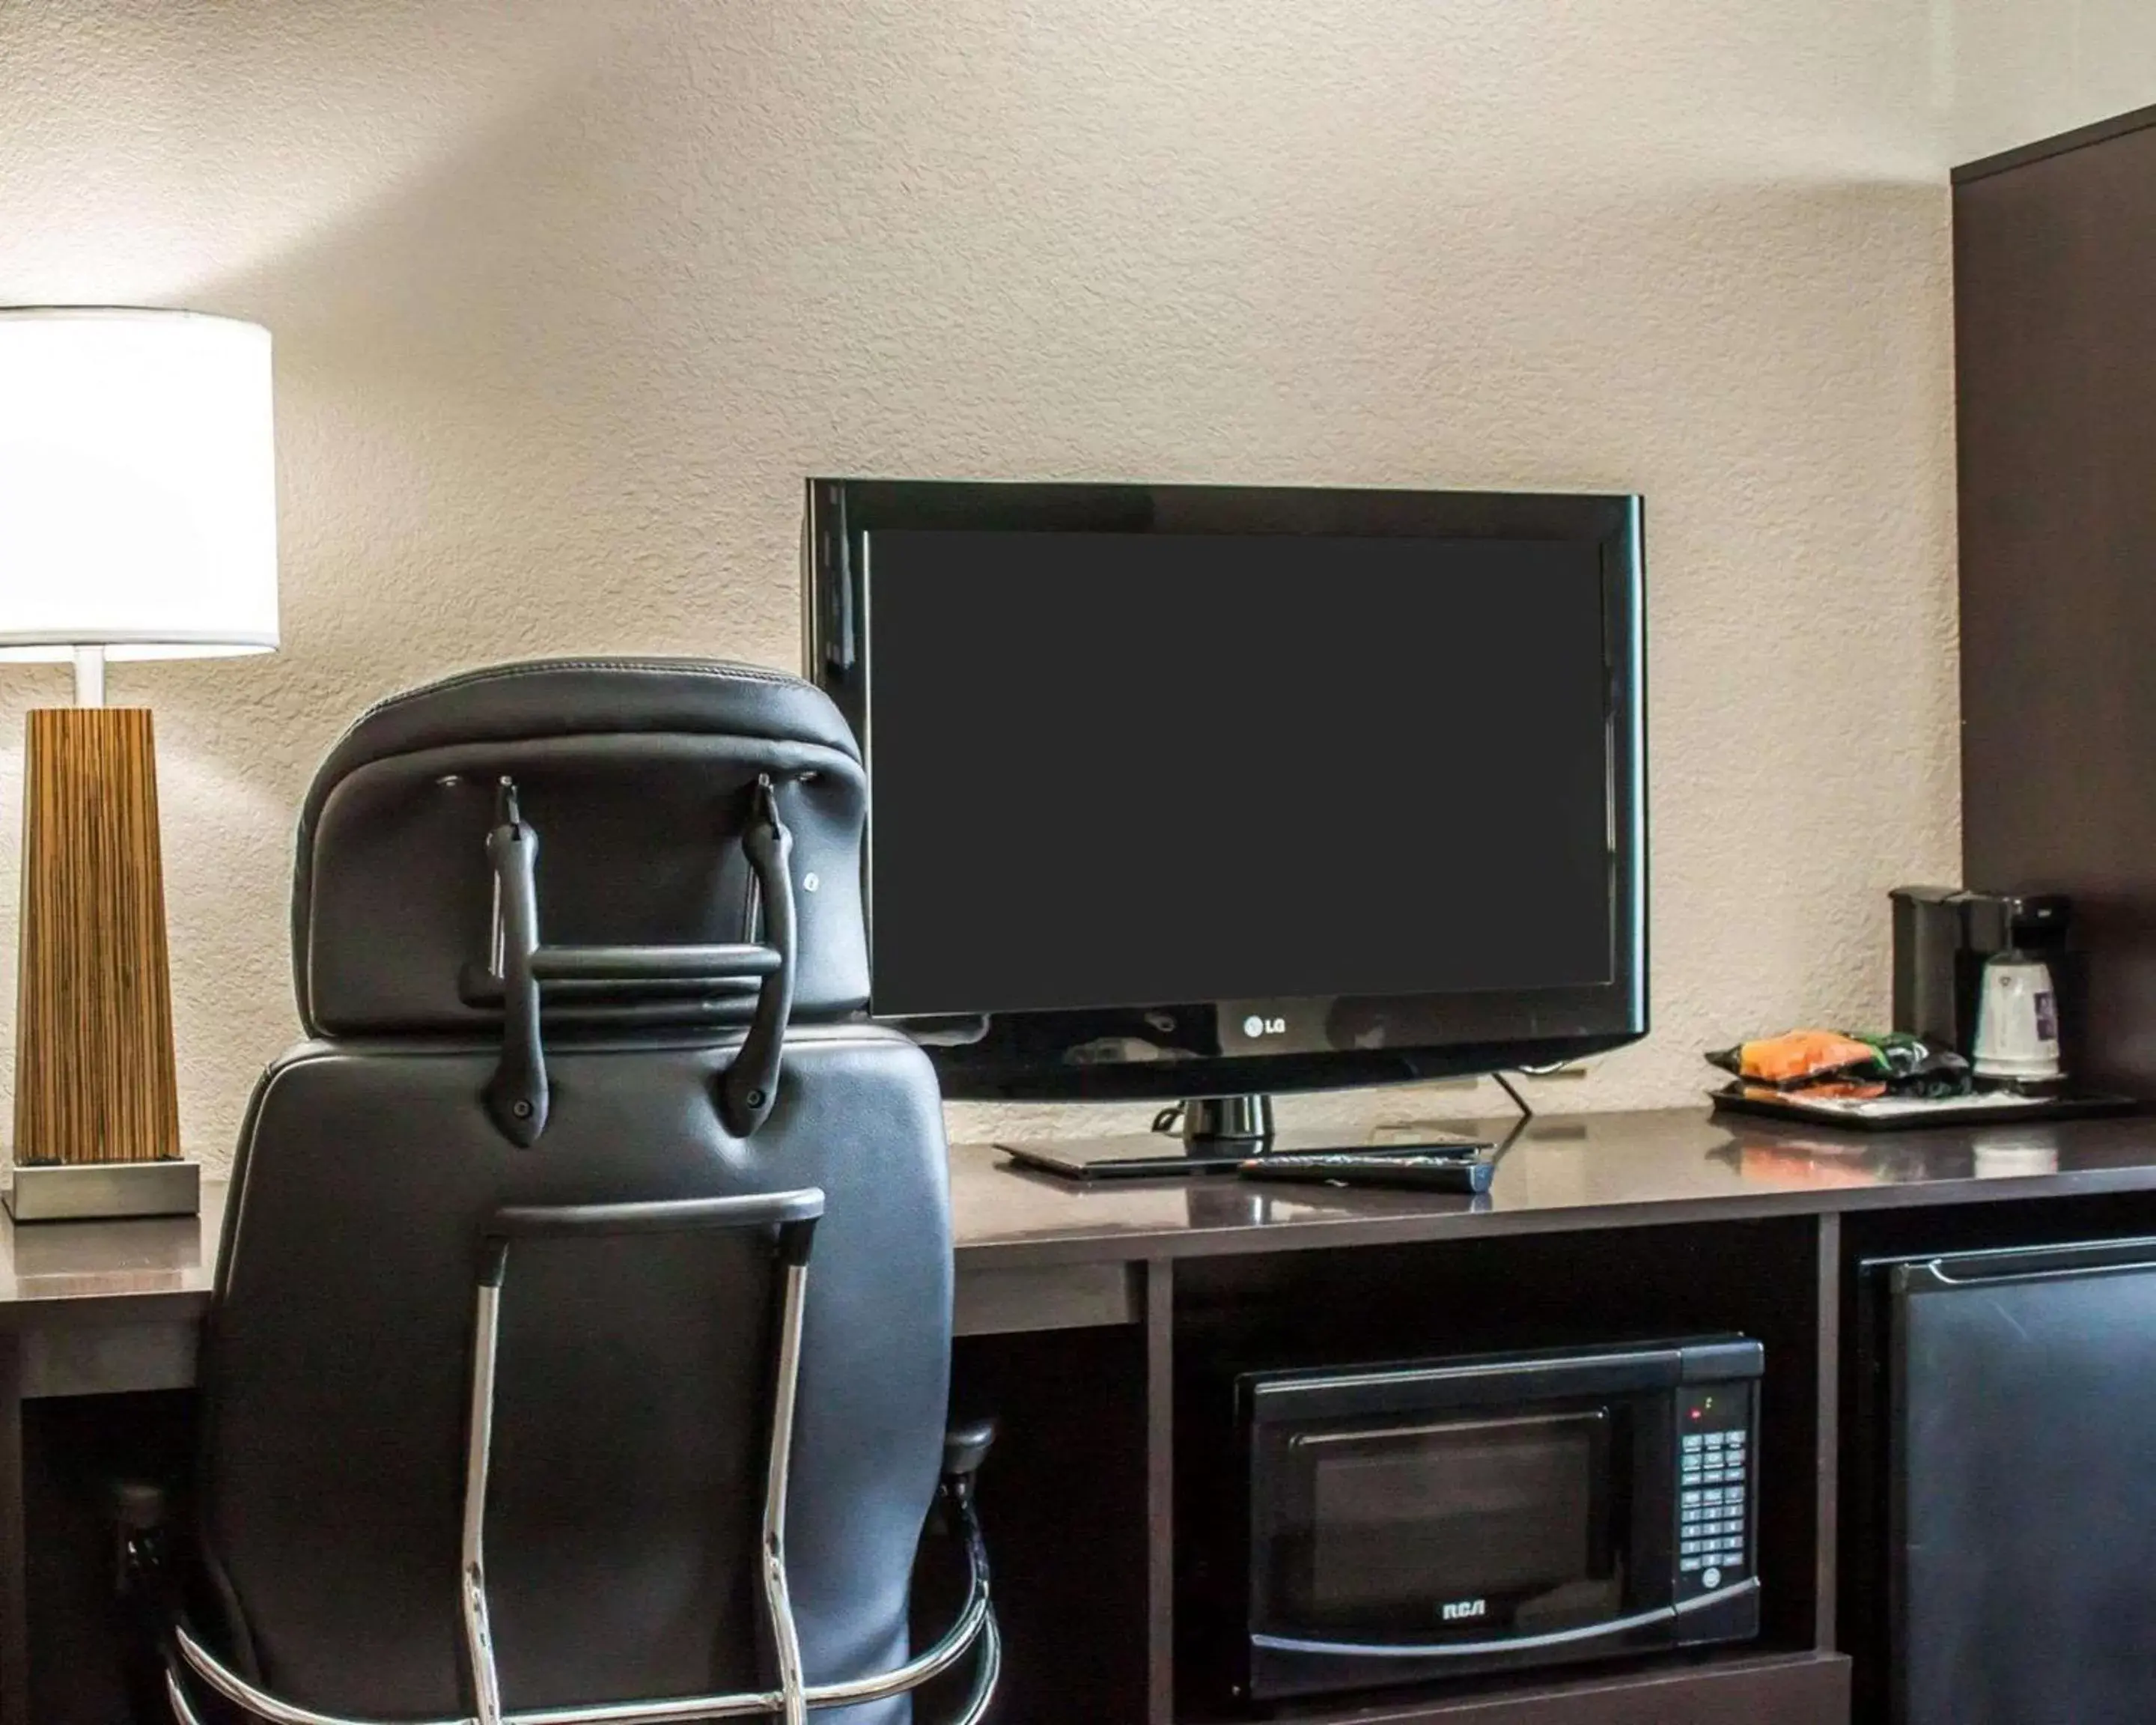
1946,0,2156,163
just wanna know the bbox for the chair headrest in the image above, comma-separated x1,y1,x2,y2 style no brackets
293,659,868,1039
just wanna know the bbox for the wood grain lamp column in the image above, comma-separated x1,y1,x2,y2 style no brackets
0,308,278,1222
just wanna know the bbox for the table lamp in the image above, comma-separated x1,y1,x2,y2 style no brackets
0,308,277,1222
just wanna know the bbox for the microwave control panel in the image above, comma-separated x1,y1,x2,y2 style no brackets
1675,1381,1754,1598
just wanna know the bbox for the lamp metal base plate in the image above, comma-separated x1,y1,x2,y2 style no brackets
4,1158,201,1223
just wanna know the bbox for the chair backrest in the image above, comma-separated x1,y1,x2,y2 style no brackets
198,659,951,1721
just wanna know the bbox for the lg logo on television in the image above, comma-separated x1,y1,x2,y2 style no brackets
1441,1598,1487,1622
1243,1014,1287,1038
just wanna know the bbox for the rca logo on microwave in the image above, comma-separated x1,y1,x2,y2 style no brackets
1440,1598,1487,1622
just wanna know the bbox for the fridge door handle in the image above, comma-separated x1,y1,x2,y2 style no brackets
1898,1237,2156,1292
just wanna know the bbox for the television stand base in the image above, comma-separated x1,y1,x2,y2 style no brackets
995,1095,1492,1181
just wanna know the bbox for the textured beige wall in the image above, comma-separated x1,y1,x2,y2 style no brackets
0,1,2134,1163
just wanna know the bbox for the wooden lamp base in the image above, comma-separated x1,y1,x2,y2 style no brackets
6,707,195,1221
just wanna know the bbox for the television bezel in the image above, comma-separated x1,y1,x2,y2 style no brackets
803,478,1647,1102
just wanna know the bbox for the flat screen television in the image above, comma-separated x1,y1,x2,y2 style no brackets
803,480,1646,1169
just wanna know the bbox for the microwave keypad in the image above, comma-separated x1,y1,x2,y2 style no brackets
1678,1428,1748,1589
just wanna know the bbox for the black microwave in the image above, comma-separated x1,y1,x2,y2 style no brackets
1225,1336,1763,1701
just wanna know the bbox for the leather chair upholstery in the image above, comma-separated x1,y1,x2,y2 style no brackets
183,660,960,1724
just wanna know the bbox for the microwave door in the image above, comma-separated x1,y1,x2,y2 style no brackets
1250,1397,1664,1682
1318,1414,1617,1631
1234,1340,1759,1700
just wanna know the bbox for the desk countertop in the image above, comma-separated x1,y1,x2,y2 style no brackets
7,1106,2156,1313
945,1104,2156,1267
0,1195,217,1320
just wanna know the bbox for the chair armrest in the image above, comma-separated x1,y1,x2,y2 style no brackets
942,1418,998,1483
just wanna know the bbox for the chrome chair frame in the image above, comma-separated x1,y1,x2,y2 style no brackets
148,1188,999,1725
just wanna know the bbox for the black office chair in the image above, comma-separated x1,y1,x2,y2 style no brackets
123,659,997,1725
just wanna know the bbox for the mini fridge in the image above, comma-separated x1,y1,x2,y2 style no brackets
1854,1237,2156,1724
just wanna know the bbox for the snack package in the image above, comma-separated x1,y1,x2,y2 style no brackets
1741,1080,1886,1103
1707,1029,1973,1098
1871,1036,1975,1099
1708,1029,1878,1087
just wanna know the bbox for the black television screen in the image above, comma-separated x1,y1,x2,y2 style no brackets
806,481,1645,1103
868,530,1612,1014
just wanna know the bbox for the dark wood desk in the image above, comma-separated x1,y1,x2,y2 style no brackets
952,1104,2156,1262
13,1102,2156,1351
7,1107,2156,1725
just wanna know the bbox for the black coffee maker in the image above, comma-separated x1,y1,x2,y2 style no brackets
1890,886,2074,1062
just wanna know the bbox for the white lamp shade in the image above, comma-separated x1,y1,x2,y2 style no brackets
0,308,277,660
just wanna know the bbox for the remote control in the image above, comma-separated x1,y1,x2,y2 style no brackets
1237,1150,1497,1194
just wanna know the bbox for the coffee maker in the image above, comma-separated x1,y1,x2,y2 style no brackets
1891,887,2074,1081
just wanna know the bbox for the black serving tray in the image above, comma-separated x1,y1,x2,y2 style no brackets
1708,1083,2140,1132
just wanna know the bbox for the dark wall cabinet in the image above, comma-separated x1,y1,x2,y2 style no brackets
1957,105,2156,1094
